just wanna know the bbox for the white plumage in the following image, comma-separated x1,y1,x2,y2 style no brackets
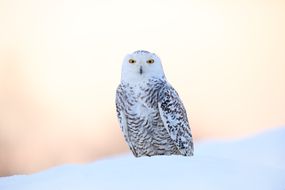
116,50,193,157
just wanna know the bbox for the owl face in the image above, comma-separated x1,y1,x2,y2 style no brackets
121,50,165,83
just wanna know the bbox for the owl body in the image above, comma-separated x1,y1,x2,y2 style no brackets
116,78,180,157
116,50,193,157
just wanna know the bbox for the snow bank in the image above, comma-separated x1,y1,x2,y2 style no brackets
1,127,284,190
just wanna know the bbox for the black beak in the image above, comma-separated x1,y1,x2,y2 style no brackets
139,66,143,75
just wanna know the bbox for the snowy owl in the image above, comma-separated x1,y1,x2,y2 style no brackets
116,50,193,157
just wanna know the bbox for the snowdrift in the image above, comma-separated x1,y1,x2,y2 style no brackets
1,127,284,190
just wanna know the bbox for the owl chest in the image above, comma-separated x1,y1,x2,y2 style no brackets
125,88,157,117
122,86,176,155
124,88,156,127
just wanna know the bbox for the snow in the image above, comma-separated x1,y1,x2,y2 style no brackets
1,127,285,190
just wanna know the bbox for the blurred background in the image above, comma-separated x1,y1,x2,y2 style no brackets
0,0,284,176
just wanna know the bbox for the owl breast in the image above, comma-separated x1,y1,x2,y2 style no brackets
122,79,180,157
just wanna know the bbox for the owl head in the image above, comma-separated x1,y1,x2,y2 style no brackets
121,50,165,83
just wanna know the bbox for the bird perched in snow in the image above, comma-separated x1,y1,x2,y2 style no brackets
116,50,193,157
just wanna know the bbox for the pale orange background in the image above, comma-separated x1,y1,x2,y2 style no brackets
0,0,284,176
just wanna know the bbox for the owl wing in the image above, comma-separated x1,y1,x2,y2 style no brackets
158,84,194,156
115,85,138,157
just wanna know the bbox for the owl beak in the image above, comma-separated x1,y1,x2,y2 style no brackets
139,66,143,75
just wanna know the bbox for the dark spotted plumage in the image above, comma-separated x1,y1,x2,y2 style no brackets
133,50,151,55
116,78,193,157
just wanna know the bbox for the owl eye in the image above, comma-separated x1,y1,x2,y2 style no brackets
146,59,154,64
128,59,136,64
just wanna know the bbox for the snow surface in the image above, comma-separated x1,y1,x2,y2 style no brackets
1,127,285,190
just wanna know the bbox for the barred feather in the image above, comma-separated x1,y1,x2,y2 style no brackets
116,78,193,157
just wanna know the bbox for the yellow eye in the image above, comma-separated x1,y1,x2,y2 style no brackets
146,59,154,64
128,59,136,64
